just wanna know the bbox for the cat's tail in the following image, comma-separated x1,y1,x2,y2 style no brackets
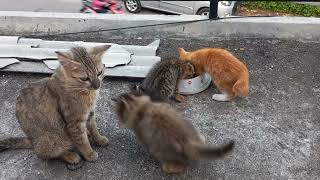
233,73,249,97
186,140,235,160
0,137,32,152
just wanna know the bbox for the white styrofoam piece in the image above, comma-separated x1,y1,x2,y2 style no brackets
107,66,152,78
102,53,131,67
0,58,20,68
121,46,158,56
17,38,160,56
44,52,132,70
43,55,159,70
19,39,128,54
120,39,160,56
0,44,131,57
18,38,106,49
0,44,32,57
43,60,59,70
1,61,151,78
0,36,161,78
0,45,54,59
0,36,19,44
29,48,59,59
0,45,132,67
1,61,54,74
130,56,161,66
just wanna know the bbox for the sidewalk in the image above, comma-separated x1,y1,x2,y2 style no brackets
0,37,319,179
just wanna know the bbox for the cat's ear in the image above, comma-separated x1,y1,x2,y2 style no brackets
91,45,111,61
55,51,80,67
111,97,119,109
130,84,144,95
178,48,189,60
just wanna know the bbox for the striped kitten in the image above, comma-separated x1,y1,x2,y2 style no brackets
112,92,235,174
0,45,110,169
132,58,195,102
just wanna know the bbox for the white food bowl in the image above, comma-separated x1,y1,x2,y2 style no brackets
178,73,212,95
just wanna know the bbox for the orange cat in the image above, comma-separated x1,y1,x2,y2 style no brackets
179,48,249,101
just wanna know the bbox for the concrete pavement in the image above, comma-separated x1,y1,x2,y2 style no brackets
0,1,319,179
0,37,319,179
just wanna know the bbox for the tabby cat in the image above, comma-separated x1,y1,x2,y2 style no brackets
112,92,235,173
132,57,195,102
0,45,110,168
179,48,249,101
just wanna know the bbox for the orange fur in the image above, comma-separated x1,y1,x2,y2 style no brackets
179,48,249,100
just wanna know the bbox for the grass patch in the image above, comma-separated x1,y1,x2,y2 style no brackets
241,1,320,17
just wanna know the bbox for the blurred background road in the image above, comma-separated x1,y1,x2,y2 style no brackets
0,0,158,14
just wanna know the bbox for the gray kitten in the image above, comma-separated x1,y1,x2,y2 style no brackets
0,45,110,168
112,92,235,174
132,58,195,102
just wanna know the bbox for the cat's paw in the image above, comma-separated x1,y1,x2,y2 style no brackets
199,134,206,143
212,94,230,102
95,136,109,146
162,163,186,174
174,94,186,103
83,151,98,162
62,152,82,164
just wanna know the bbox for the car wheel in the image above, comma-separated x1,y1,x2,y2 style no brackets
124,0,142,13
196,7,210,17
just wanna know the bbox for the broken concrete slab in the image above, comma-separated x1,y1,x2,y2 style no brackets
0,37,161,77
130,56,161,66
0,58,20,68
0,45,132,67
0,61,53,74
18,38,160,56
106,65,153,78
121,39,160,56
0,40,133,65
42,60,58,70
0,36,19,44
43,55,161,77
1,60,158,78
0,45,59,59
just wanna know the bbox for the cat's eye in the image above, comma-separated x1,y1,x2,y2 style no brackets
80,77,90,81
97,71,103,76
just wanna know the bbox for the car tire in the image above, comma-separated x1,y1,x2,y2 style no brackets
196,7,210,17
124,0,142,13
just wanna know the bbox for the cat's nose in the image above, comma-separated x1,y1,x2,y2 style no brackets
91,79,100,90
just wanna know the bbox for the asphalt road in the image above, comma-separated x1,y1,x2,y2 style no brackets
0,0,319,14
0,0,159,14
0,37,319,179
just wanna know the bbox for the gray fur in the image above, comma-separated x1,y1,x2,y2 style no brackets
0,45,111,167
112,93,235,174
135,58,195,102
